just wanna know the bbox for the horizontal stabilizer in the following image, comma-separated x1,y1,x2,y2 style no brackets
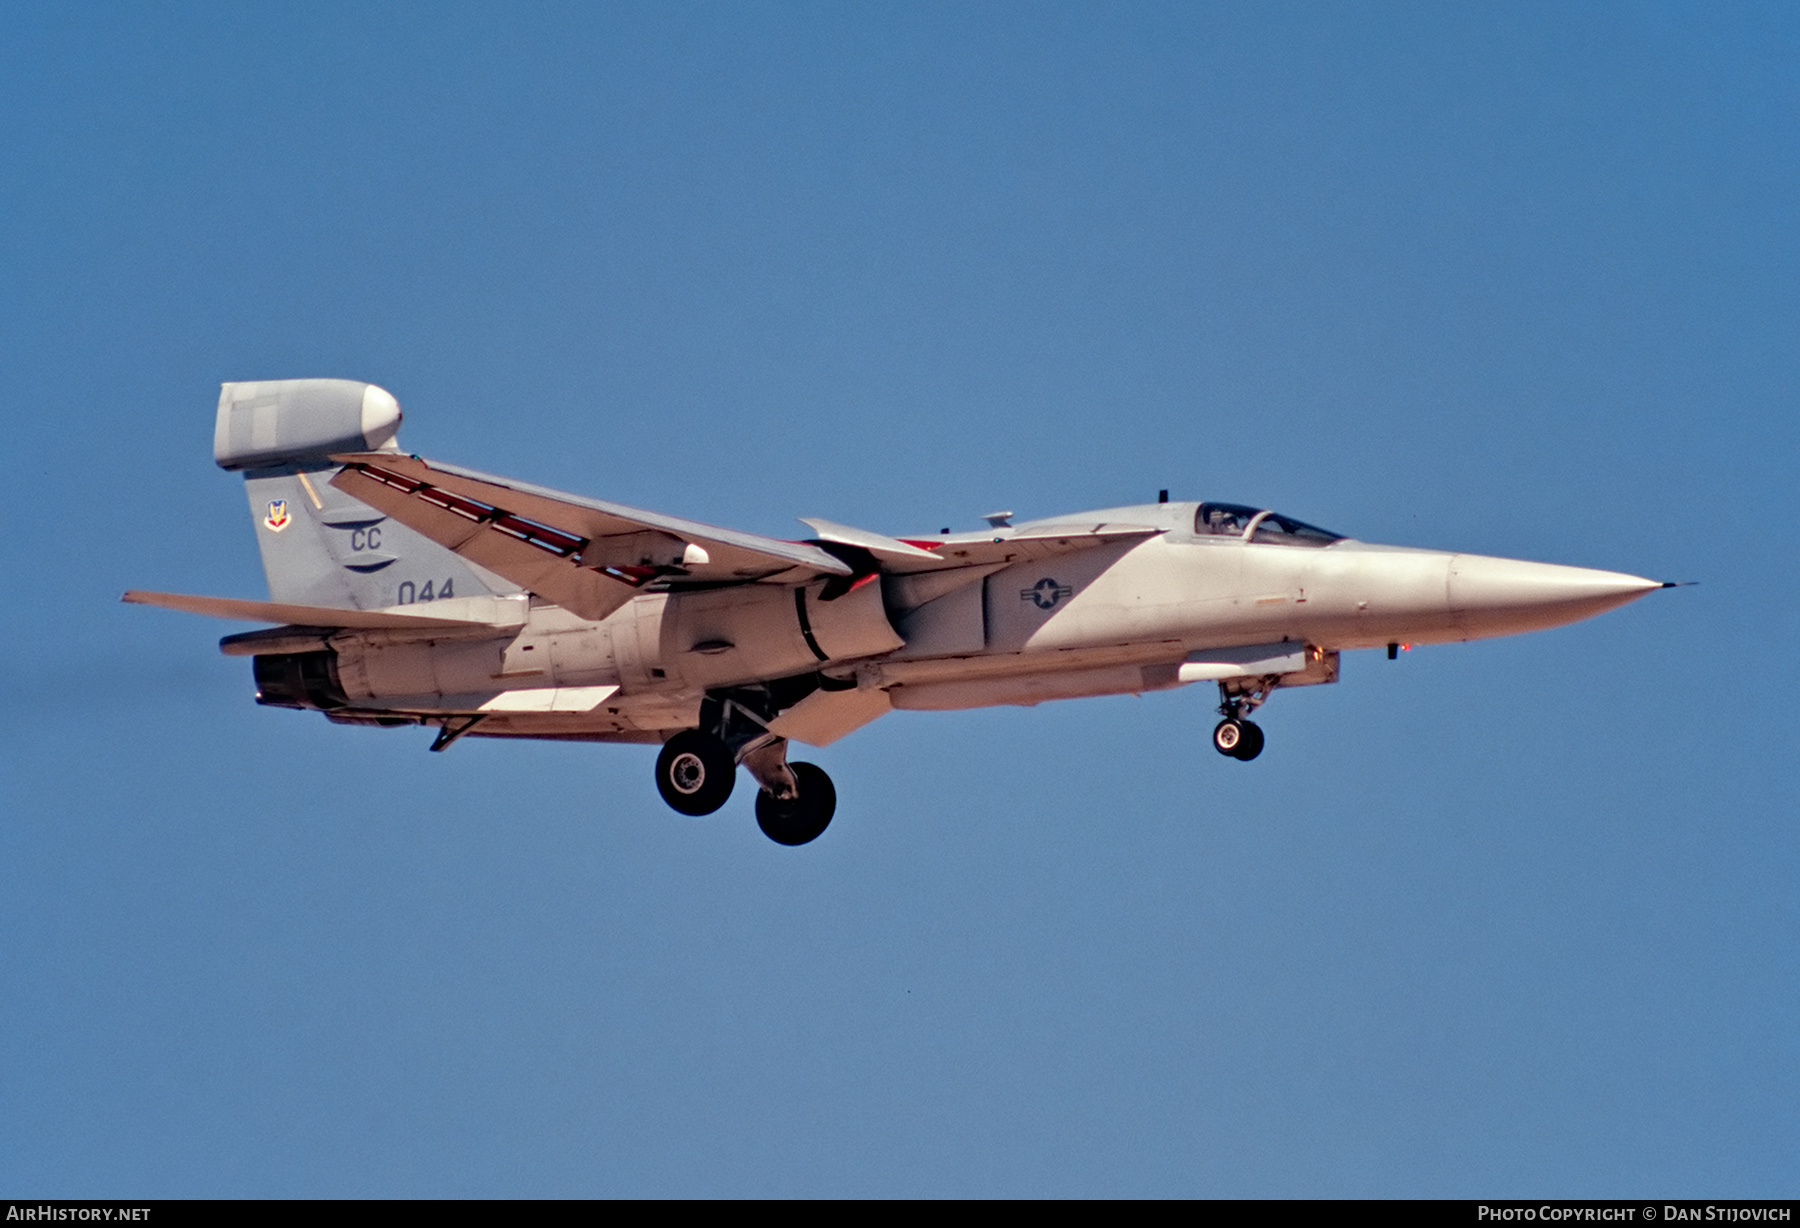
329,453,852,621
122,589,526,630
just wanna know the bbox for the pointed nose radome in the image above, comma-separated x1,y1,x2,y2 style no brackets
1448,554,1663,638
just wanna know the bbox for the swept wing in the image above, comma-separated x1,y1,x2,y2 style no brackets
330,454,853,621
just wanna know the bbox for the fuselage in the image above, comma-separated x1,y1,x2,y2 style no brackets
278,500,1661,742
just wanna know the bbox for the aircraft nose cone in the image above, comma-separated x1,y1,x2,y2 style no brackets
1449,554,1663,636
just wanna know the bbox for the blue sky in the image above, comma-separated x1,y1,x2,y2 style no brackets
2,1,1795,1196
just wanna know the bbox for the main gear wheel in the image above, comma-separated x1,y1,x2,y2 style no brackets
655,729,737,815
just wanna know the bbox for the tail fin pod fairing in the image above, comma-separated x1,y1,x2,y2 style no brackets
214,380,516,611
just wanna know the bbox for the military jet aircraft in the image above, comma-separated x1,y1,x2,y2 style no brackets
127,379,1674,845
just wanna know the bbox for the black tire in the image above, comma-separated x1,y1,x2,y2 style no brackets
1231,720,1265,761
1212,718,1245,757
655,729,736,816
754,762,837,846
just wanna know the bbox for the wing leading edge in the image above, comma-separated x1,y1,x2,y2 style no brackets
330,454,853,621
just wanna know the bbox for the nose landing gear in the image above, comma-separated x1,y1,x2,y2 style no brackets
1212,716,1264,760
1213,681,1269,761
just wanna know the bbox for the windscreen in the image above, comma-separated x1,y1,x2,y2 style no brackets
1250,512,1344,546
1196,503,1344,547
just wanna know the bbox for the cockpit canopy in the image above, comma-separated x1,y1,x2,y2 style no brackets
1195,502,1345,547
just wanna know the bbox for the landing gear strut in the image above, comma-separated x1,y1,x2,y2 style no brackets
1213,680,1270,761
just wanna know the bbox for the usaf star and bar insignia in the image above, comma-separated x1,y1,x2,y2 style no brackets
1022,577,1073,610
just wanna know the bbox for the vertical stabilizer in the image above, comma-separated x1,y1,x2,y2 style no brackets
216,380,516,611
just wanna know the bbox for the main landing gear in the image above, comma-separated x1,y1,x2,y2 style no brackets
654,727,837,844
1212,680,1270,762
654,729,737,815
750,760,837,847
653,681,839,845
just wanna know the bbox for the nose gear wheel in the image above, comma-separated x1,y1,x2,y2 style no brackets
1213,718,1264,761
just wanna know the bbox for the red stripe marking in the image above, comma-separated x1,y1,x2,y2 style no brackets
603,564,660,586
352,463,586,558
